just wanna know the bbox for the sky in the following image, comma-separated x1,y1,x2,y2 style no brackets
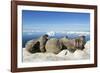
22,10,90,32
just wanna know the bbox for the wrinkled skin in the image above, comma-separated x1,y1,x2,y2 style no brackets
25,34,49,53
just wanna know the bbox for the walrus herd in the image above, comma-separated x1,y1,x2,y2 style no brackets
25,34,86,54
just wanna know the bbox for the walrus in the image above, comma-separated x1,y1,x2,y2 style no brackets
25,34,49,53
75,36,86,50
59,36,86,53
45,38,62,54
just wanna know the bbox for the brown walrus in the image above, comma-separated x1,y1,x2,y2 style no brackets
45,38,62,54
25,34,49,53
59,36,86,53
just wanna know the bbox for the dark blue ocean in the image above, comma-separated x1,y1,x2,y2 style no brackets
22,32,90,48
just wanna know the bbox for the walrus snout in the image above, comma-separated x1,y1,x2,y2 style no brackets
76,44,85,50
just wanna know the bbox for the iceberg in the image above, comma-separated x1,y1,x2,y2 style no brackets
65,31,90,36
46,31,56,36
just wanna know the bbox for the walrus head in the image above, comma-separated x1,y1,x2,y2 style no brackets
39,34,49,52
43,34,49,41
75,36,86,50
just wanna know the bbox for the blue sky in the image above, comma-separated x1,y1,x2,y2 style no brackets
22,10,90,32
